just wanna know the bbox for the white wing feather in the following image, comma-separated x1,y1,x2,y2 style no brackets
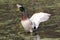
30,12,51,28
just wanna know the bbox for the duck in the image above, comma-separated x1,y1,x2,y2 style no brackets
16,4,51,33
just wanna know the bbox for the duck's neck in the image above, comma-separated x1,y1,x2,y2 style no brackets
21,12,28,20
19,6,29,20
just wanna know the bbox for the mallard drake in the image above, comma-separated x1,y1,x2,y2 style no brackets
16,4,51,33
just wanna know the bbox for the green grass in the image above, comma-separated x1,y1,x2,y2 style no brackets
0,0,60,40
41,38,60,40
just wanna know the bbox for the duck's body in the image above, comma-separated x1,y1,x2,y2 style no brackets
21,19,33,32
16,4,51,33
21,12,51,32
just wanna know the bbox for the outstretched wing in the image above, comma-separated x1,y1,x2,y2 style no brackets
30,12,51,28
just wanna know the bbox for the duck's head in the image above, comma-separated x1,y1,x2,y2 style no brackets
16,4,25,12
16,4,28,20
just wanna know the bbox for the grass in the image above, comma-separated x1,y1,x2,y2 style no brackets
41,38,60,40
0,0,60,40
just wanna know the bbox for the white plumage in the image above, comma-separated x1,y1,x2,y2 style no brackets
30,12,51,29
21,12,51,32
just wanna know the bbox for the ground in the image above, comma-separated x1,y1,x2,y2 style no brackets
0,0,60,40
